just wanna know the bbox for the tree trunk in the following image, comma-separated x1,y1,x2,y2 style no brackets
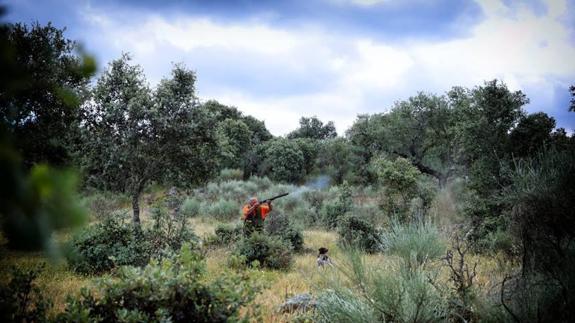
132,192,141,229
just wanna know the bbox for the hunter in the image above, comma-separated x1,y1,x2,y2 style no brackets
242,197,272,235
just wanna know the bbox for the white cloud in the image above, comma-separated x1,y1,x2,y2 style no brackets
78,0,575,135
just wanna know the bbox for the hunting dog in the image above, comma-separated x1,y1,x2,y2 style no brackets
317,247,332,267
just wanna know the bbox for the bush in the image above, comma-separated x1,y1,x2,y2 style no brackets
0,265,51,323
264,212,304,252
320,183,353,229
147,204,199,259
381,220,445,272
67,204,198,274
57,245,259,323
218,168,244,181
206,199,238,220
233,233,293,270
315,250,446,322
337,214,382,253
180,197,201,218
66,216,148,274
205,223,243,246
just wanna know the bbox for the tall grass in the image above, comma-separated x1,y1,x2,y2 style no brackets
381,220,445,272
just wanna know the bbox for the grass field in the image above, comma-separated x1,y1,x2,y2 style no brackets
1,230,508,322
0,195,512,322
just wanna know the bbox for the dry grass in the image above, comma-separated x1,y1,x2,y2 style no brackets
1,189,512,322
0,251,96,317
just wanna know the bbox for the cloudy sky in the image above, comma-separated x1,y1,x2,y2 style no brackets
5,0,575,135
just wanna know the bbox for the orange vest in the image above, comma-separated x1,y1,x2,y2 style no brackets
242,203,271,220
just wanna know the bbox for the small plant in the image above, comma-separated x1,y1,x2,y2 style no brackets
232,233,293,270
0,265,51,323
180,197,201,217
337,214,382,253
206,199,238,220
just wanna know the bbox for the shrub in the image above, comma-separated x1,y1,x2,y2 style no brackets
180,197,201,218
0,265,51,323
218,168,244,181
337,214,382,253
264,212,304,252
315,250,446,322
320,183,353,229
67,205,198,274
57,245,259,323
66,216,148,274
233,233,293,270
205,223,243,246
380,220,445,272
206,199,238,220
147,204,199,259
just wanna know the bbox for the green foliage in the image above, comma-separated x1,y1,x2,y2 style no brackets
180,197,201,218
287,116,337,140
509,112,556,158
0,21,89,253
292,138,319,177
205,222,243,246
0,265,51,323
66,216,148,274
58,245,259,323
261,138,305,183
499,149,575,321
315,250,446,323
148,203,199,259
233,232,293,270
264,211,304,252
373,157,420,196
217,168,244,181
0,160,87,251
0,22,95,167
81,56,220,226
216,119,253,169
381,220,445,272
373,157,423,221
337,214,382,253
317,138,359,184
67,202,198,274
205,198,238,220
320,183,353,229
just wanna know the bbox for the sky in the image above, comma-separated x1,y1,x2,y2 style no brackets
4,0,575,135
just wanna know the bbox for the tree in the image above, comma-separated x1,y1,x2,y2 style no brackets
81,56,219,227
347,93,456,187
449,80,527,195
287,116,337,140
216,119,253,169
0,20,91,251
317,138,359,184
261,138,305,183
509,112,555,158
0,22,95,167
